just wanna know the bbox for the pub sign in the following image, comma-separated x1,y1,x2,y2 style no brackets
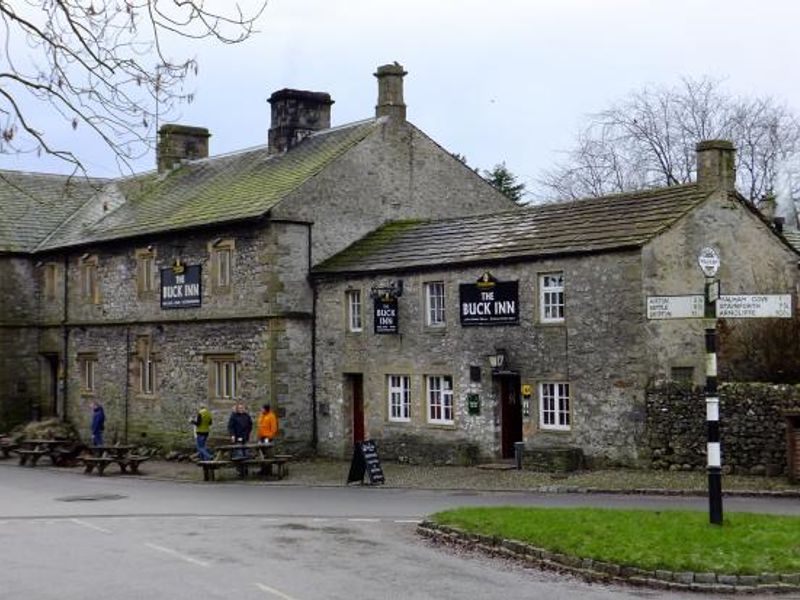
161,261,202,309
459,272,519,326
374,295,399,334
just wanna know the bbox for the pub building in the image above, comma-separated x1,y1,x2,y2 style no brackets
311,141,799,466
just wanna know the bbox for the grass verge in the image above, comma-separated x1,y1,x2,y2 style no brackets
432,507,800,574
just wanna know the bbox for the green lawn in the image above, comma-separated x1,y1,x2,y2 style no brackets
432,507,800,574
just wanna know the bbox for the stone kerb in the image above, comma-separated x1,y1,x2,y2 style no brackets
417,521,800,594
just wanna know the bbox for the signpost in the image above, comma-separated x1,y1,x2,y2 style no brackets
646,246,794,526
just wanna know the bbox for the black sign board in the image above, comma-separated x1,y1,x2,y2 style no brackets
374,296,399,334
346,439,385,485
161,263,202,309
459,272,519,326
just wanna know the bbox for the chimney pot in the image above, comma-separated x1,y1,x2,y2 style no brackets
268,89,334,154
696,139,736,192
157,124,210,173
374,62,407,121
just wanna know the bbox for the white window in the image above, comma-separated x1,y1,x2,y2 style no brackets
540,382,570,430
212,359,237,400
347,290,362,332
387,375,410,422
79,355,97,393
427,375,454,424
425,282,446,327
139,355,155,395
540,273,564,323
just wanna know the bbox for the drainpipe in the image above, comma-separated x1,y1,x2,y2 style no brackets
124,326,130,444
308,224,318,452
61,254,69,422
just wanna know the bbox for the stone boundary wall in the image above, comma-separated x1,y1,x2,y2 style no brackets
646,383,800,475
417,521,800,594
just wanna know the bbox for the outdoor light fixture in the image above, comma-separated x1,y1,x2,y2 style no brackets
369,279,404,299
487,348,508,373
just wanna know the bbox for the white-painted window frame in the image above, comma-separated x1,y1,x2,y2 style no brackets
539,382,570,430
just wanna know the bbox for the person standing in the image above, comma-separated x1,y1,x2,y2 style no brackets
191,404,213,461
257,404,278,444
227,402,252,444
90,401,105,446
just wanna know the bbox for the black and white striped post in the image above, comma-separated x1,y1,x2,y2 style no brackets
699,247,723,525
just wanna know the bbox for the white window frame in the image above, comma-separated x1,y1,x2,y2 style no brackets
139,355,155,395
213,360,237,400
539,382,570,430
427,375,454,424
346,290,362,332
387,375,411,422
539,272,564,323
425,281,446,327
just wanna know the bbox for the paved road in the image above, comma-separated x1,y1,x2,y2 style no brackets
2,464,799,600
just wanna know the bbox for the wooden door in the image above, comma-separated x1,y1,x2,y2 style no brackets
349,373,365,444
500,375,522,458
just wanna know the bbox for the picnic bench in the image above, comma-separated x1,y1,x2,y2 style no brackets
14,439,79,466
198,443,291,482
80,445,150,476
0,436,17,459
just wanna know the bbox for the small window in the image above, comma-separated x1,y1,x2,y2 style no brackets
136,336,157,395
346,290,362,332
43,264,57,301
388,375,411,422
427,375,454,424
540,382,570,430
80,255,99,304
136,248,156,294
670,366,694,384
539,273,564,323
78,354,97,394
210,239,235,292
425,281,446,327
208,355,238,400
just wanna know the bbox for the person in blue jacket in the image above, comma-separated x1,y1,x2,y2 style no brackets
90,401,105,446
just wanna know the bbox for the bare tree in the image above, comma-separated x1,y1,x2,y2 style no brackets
538,77,800,206
0,1,268,173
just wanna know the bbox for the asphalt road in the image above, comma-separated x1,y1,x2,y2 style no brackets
2,464,799,600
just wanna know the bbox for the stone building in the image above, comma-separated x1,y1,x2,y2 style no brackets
0,63,515,449
312,141,800,466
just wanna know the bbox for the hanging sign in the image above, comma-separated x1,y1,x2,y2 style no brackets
373,296,399,334
160,261,202,309
459,272,519,326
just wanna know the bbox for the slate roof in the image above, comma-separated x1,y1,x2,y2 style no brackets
314,184,716,275
0,171,107,253
1,119,378,252
784,230,800,254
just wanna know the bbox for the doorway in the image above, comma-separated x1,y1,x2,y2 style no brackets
499,374,522,458
345,373,364,444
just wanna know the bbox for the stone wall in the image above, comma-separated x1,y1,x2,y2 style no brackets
646,382,800,474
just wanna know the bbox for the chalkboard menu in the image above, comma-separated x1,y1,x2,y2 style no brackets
346,439,385,485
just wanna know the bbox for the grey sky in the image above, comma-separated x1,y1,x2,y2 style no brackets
4,0,800,198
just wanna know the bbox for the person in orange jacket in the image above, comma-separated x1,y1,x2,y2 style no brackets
257,404,278,444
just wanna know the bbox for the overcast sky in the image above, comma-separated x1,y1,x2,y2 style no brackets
5,0,800,198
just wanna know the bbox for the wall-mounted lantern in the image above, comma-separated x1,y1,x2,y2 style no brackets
487,348,508,373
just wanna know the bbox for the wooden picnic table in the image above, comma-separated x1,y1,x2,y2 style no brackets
198,442,290,482
81,444,149,476
15,439,80,467
0,435,18,459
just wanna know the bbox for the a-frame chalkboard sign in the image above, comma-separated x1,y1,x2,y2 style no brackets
346,439,385,485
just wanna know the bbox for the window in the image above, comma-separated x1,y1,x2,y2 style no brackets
136,248,156,294
136,337,157,395
540,382,570,430
78,354,97,394
540,272,564,323
427,375,454,424
208,356,238,400
80,255,99,303
210,239,235,291
387,375,410,422
346,290,362,332
43,264,57,301
670,366,694,384
425,281,446,327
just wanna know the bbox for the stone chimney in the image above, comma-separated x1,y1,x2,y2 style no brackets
374,62,407,121
696,139,736,192
268,89,334,154
157,124,210,173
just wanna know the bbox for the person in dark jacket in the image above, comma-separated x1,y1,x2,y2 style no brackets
227,402,253,458
90,402,105,446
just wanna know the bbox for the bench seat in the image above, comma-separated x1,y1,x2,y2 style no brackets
0,442,18,459
17,448,49,467
115,455,150,474
197,460,232,481
244,457,290,479
81,456,115,475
